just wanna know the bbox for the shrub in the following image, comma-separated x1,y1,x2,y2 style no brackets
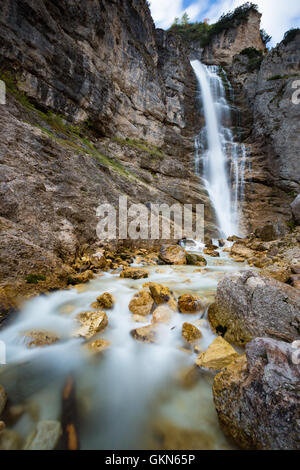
240,47,263,72
282,28,300,45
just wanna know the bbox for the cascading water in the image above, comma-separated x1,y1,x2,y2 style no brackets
191,60,247,238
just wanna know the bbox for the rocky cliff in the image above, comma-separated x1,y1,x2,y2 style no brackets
0,0,215,311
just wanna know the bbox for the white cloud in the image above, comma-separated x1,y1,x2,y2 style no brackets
149,0,300,46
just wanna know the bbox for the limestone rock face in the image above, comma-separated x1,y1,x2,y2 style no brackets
213,338,300,450
196,336,239,370
202,10,265,66
291,194,300,224
208,271,300,346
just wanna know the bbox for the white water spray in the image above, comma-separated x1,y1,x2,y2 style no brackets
191,60,246,238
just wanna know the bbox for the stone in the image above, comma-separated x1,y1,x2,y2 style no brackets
178,294,205,314
131,324,158,343
146,283,174,306
0,430,21,450
90,251,107,269
230,243,254,259
86,339,110,354
213,338,300,450
24,421,62,450
195,336,239,370
129,290,154,316
152,305,173,324
182,322,202,343
68,270,94,285
203,248,220,257
0,421,5,432
186,254,207,266
120,268,148,280
261,265,292,283
94,292,115,309
292,264,300,274
0,385,6,416
255,222,286,242
131,314,149,323
159,245,187,265
153,421,214,450
291,194,300,224
75,310,108,339
208,271,300,346
23,330,60,348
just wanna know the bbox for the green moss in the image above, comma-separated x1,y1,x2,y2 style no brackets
267,74,298,81
287,220,296,232
25,274,46,284
113,137,165,160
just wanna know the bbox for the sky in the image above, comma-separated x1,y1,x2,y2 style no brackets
149,0,300,47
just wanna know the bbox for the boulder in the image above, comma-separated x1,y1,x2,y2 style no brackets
67,270,94,285
230,243,254,259
208,271,300,346
195,336,239,370
90,251,107,269
291,194,300,224
93,292,115,309
186,254,207,266
182,322,202,343
145,283,175,307
130,324,158,343
0,385,6,416
120,267,148,279
203,248,220,257
261,265,291,283
255,222,286,241
129,290,154,316
23,330,60,348
152,305,173,324
75,310,108,339
159,245,187,265
24,420,62,450
178,294,205,314
213,338,300,450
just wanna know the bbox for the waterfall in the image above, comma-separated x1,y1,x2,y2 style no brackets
191,60,246,238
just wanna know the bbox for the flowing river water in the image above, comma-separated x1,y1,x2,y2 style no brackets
0,242,249,450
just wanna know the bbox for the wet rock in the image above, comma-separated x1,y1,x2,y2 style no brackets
230,243,254,259
152,305,173,325
131,314,149,323
196,337,239,370
291,194,300,224
186,254,207,266
0,385,6,416
146,283,175,307
0,421,5,431
178,294,205,314
213,338,300,450
120,268,148,280
292,264,300,274
261,265,292,283
90,251,107,269
67,270,94,285
129,290,154,316
23,330,60,348
178,366,201,389
255,222,286,242
208,271,300,346
0,430,21,450
86,339,110,354
93,292,115,309
182,322,202,343
203,248,220,257
159,245,187,265
24,420,62,450
75,310,108,339
131,324,158,344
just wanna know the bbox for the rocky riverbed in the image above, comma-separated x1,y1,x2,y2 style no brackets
0,230,299,450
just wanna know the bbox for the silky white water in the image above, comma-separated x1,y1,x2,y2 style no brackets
191,60,247,238
0,247,249,450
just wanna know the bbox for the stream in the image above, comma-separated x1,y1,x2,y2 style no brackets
0,242,249,450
